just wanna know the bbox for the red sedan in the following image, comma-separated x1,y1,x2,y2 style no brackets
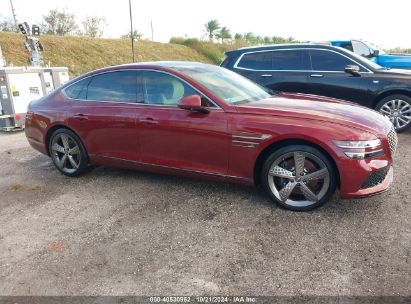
25,62,397,211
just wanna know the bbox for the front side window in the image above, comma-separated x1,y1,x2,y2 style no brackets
237,51,272,70
271,50,310,70
142,71,204,106
87,71,138,103
310,50,365,72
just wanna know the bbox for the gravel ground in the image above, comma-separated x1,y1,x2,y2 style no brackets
0,131,409,296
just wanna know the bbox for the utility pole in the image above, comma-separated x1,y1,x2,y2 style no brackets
128,0,135,63
151,20,154,41
9,0,18,31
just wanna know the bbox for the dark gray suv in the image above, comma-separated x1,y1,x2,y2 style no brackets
221,44,411,132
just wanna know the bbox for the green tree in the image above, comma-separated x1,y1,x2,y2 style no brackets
287,36,297,43
244,32,258,45
0,17,17,32
234,33,243,41
204,20,220,41
272,36,287,44
81,16,107,38
41,8,78,35
263,36,272,44
216,26,232,43
121,29,143,41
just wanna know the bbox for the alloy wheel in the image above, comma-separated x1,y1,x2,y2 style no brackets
379,99,411,130
267,151,330,208
51,133,81,174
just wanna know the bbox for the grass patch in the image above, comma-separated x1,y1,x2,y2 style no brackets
170,37,248,64
9,182,41,191
0,33,212,77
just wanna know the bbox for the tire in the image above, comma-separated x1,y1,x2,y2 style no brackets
48,128,91,177
375,94,411,133
261,145,337,211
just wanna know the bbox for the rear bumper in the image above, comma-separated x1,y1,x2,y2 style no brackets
26,135,48,155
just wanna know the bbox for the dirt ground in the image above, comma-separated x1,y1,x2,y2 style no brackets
0,131,409,296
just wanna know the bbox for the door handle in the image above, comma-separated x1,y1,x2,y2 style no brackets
260,74,272,77
140,118,158,125
310,74,324,78
73,114,88,120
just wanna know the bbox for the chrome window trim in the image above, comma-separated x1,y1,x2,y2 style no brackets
233,48,373,74
61,68,222,110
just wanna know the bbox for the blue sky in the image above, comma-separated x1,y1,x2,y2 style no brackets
1,0,410,49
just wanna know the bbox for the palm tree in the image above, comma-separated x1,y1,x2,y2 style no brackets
204,20,220,41
234,33,243,41
216,26,232,43
244,32,257,45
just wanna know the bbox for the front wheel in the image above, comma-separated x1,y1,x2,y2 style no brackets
49,129,90,177
376,95,411,133
261,145,337,211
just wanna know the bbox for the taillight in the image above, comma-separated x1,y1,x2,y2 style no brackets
25,111,34,121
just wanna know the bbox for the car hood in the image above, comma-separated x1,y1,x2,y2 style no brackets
376,67,411,76
235,92,392,136
379,53,411,65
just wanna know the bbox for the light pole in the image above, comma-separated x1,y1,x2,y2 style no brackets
128,0,135,62
9,0,18,31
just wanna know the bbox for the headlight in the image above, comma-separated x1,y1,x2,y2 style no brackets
333,139,384,159
333,139,381,149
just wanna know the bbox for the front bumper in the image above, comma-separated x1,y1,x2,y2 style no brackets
341,165,393,199
336,124,396,199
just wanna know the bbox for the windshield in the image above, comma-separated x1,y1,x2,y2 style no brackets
173,64,271,104
366,41,386,55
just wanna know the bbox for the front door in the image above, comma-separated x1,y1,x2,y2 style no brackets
138,70,229,175
306,49,375,104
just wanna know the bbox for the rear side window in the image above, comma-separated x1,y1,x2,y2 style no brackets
310,50,363,72
271,50,310,70
237,51,272,70
64,77,90,99
87,71,139,103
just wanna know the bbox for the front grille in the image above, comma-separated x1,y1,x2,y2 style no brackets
387,125,398,156
360,166,391,189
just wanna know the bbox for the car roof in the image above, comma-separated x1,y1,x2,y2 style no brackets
115,61,214,69
74,61,216,79
225,43,344,56
97,61,222,74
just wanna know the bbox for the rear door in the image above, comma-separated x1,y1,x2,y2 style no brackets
233,49,311,93
67,70,142,162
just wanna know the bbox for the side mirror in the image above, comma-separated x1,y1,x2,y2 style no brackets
371,49,379,57
344,65,360,76
178,95,209,114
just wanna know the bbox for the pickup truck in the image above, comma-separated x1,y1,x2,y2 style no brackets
330,40,411,70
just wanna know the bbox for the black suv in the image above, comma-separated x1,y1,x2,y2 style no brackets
221,44,411,132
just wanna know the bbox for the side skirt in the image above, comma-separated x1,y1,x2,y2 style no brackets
91,154,254,186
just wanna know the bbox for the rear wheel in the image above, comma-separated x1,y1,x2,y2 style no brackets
49,129,90,176
376,94,411,133
261,145,337,211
